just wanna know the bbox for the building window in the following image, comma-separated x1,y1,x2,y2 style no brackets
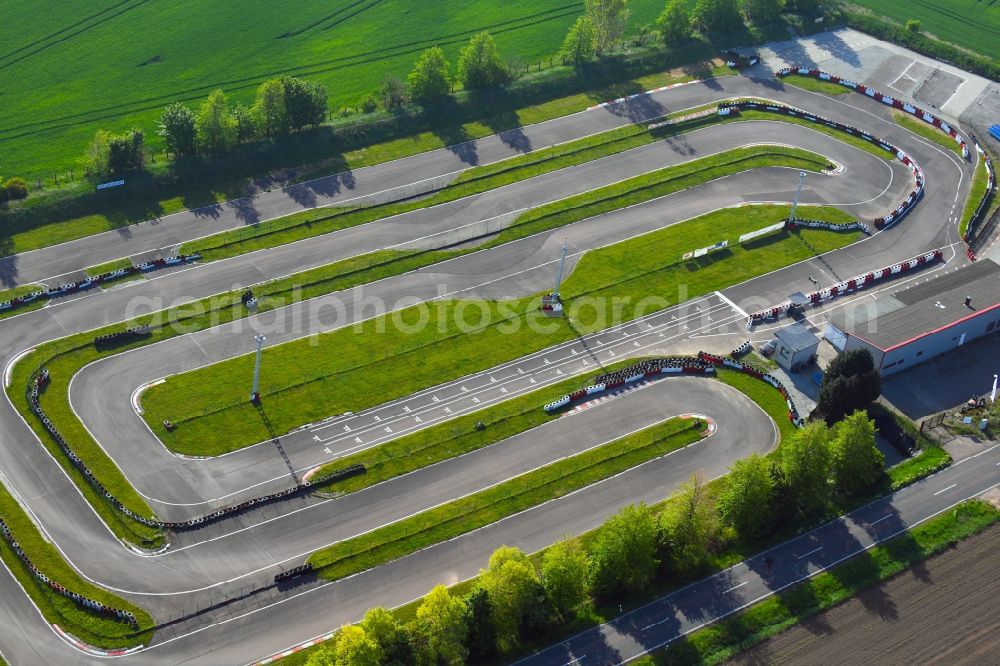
989,321,996,333
916,350,924,356
884,361,897,369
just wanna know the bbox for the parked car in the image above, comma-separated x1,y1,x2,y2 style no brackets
759,339,777,357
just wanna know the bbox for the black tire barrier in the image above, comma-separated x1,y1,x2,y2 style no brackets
717,99,926,234
544,357,715,412
730,340,752,358
93,326,152,350
26,369,366,532
746,249,943,327
964,135,996,255
788,218,871,235
274,562,314,584
0,254,201,314
0,517,138,625
723,50,759,69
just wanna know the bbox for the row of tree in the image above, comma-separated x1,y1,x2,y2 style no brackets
304,407,884,665
563,0,831,65
158,75,328,158
80,128,146,180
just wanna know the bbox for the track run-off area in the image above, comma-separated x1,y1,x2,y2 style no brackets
0,54,994,666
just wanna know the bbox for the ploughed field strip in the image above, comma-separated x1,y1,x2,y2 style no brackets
0,65,980,659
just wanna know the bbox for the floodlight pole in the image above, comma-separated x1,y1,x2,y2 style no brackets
250,334,266,403
789,171,807,222
553,242,568,298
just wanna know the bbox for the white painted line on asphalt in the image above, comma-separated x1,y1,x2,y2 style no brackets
869,514,893,525
714,290,749,318
796,546,823,560
933,483,957,496
724,581,748,593
563,655,586,666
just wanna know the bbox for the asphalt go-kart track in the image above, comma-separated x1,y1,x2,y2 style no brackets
1,47,999,666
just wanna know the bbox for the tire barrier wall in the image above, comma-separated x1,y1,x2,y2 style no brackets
274,563,314,584
26,368,365,531
776,67,971,161
697,351,806,426
788,218,871,235
723,50,760,69
0,516,138,625
746,249,944,327
93,326,152,350
543,357,716,412
730,339,752,358
541,352,806,428
0,254,202,314
717,100,925,231
965,134,997,257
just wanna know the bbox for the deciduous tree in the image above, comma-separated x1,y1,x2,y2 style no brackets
561,16,597,67
830,410,884,495
332,625,381,666
253,78,287,137
718,454,776,538
230,103,257,143
589,503,658,598
742,0,785,24
360,607,413,666
106,128,145,175
659,473,718,572
195,89,236,153
414,585,467,665
656,0,692,45
458,32,510,90
781,421,831,515
693,0,742,33
817,349,881,424
541,538,589,621
464,587,498,660
158,102,196,156
586,0,630,55
380,75,407,110
281,75,328,130
408,47,451,103
479,546,547,647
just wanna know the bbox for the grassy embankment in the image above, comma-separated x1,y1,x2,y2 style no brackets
779,74,851,95
890,110,963,157
0,483,154,649
959,152,998,239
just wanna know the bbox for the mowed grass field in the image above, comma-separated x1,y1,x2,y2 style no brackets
851,0,1000,61
0,0,666,178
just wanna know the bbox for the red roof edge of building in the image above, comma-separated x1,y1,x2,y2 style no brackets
882,302,1000,353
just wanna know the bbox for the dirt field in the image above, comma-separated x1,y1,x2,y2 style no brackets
730,525,1000,666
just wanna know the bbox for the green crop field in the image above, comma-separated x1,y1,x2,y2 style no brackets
851,0,1000,61
0,0,668,178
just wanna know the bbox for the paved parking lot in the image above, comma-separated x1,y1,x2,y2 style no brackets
881,333,1000,420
